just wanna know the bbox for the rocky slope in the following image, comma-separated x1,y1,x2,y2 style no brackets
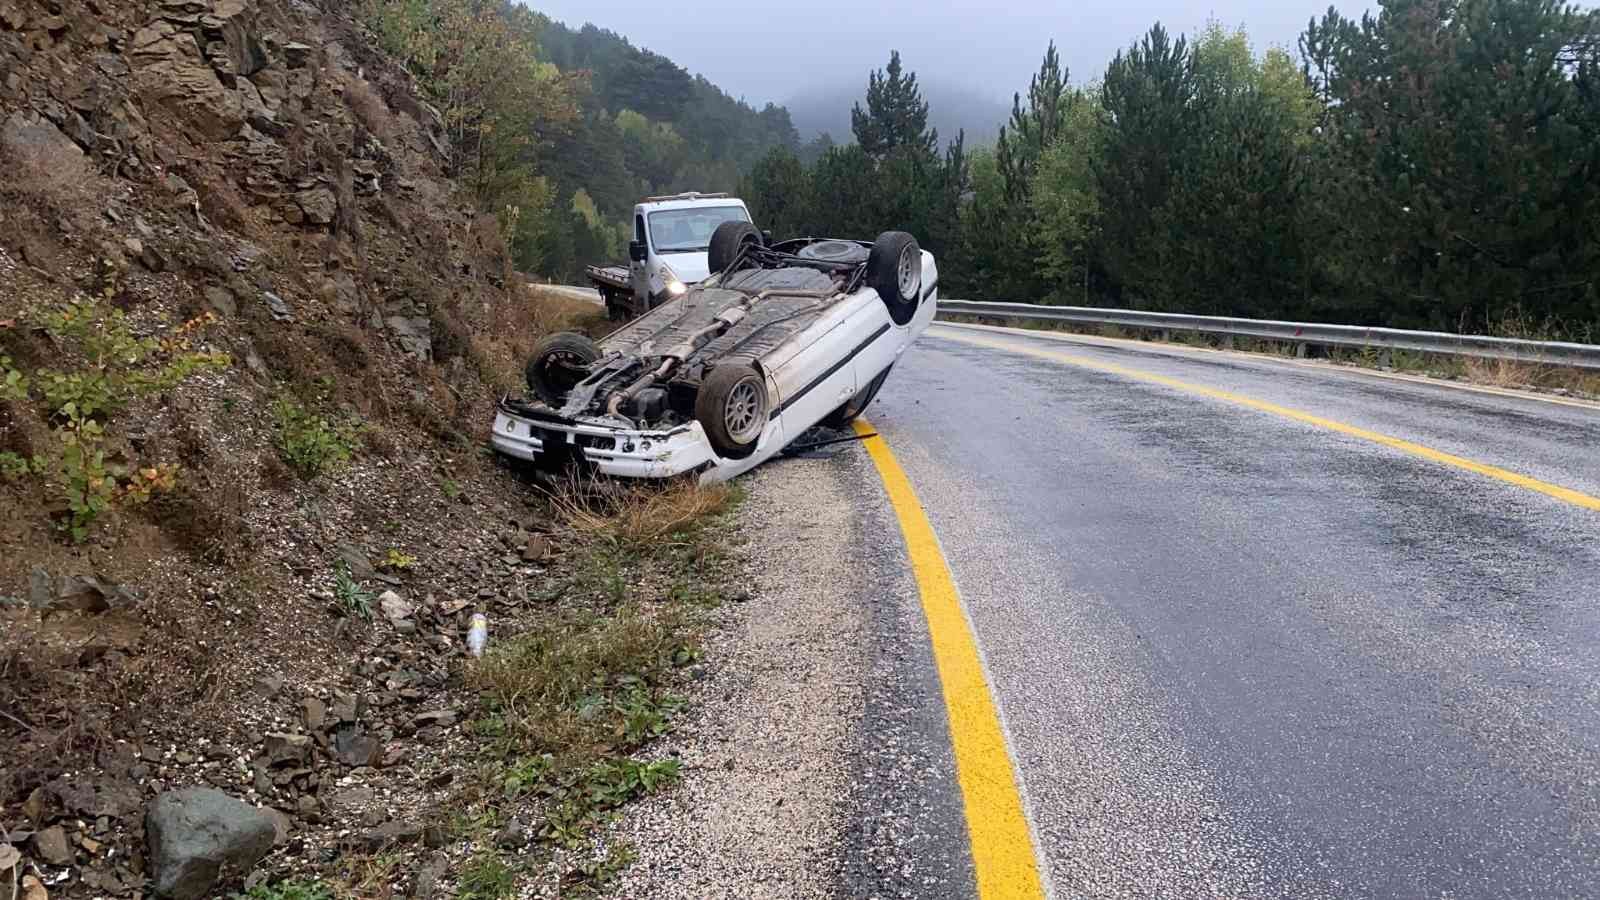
0,1,617,897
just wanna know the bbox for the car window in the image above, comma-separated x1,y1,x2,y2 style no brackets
647,206,749,253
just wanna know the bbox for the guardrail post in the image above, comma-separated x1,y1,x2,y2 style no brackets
1296,342,1309,358
1221,335,1235,350
1377,348,1393,368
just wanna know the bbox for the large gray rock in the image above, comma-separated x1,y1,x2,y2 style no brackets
1,109,83,163
144,788,275,899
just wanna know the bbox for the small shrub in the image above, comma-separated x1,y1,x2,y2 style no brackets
271,398,361,479
1,305,228,541
333,564,374,621
562,842,637,895
382,548,417,571
0,450,31,480
458,851,517,900
236,880,335,900
542,758,680,846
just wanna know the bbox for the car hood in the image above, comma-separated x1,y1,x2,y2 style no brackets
659,251,710,284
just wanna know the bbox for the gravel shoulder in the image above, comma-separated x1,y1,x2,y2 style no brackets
609,442,975,898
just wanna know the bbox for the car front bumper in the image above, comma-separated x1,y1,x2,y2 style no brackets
490,405,717,479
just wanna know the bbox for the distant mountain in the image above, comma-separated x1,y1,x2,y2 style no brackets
785,77,1010,149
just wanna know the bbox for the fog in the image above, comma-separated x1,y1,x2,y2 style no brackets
528,0,1373,113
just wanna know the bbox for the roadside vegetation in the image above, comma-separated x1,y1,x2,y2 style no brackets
742,1,1600,337
436,478,742,893
358,0,802,283
945,313,1600,398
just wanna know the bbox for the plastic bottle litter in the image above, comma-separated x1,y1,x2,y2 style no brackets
466,613,488,658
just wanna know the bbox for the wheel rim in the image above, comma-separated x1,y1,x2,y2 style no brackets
896,244,921,299
723,377,765,443
542,351,588,388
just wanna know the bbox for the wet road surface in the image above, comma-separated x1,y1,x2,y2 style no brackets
859,322,1600,898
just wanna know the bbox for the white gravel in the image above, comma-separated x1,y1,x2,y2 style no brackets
607,457,870,897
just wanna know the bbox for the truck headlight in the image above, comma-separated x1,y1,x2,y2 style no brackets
657,263,687,297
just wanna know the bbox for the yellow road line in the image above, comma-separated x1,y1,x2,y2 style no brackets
939,329,1600,513
852,418,1047,899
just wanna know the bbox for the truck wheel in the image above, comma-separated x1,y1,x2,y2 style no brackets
867,231,921,325
696,363,768,458
708,221,763,275
603,290,626,321
525,332,599,405
823,365,893,429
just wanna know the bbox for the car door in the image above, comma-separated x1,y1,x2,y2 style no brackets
629,212,649,308
768,298,872,431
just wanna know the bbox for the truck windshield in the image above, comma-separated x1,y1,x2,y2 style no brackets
648,206,749,253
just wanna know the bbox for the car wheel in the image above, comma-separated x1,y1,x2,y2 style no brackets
867,231,921,326
696,363,769,458
525,332,599,405
708,221,764,275
822,365,893,429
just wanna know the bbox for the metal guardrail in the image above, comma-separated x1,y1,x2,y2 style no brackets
937,300,1600,371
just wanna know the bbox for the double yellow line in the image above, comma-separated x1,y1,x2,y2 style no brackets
853,419,1048,899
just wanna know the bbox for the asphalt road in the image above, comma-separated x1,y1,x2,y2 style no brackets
859,322,1600,899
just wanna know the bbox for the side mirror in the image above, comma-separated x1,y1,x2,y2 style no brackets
628,240,647,262
760,230,773,246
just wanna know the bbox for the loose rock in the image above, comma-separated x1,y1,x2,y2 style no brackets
30,826,71,866
144,788,275,900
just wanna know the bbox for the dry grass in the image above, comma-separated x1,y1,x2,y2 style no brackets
1462,354,1545,388
467,604,686,756
0,140,92,212
345,76,400,145
467,284,610,394
941,312,1600,398
549,476,735,546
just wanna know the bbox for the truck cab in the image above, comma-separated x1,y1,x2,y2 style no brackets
627,193,753,309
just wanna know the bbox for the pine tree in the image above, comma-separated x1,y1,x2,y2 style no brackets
997,42,1070,204
851,51,938,160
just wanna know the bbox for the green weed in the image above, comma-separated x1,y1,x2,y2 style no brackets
235,880,335,900
458,850,518,900
0,306,226,540
333,563,375,621
272,398,361,479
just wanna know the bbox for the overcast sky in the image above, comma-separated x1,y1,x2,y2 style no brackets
528,0,1373,107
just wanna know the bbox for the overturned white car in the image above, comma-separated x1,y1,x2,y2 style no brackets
492,222,938,481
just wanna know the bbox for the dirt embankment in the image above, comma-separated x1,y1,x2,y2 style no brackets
0,1,620,896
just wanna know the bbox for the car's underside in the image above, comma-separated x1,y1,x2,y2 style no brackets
523,238,883,433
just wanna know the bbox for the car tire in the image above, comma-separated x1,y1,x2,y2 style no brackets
696,363,768,458
867,231,922,326
525,332,600,405
822,365,893,429
708,221,764,275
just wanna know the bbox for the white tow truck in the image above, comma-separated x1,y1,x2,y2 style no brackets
585,192,755,321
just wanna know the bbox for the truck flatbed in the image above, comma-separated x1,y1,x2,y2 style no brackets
585,264,630,291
